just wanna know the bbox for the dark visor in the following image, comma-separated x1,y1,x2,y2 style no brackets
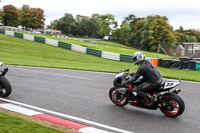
132,57,137,62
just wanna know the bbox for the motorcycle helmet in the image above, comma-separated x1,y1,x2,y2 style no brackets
132,52,145,65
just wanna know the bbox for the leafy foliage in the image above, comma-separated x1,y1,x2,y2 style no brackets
0,9,3,24
2,5,19,27
48,13,117,38
174,27,199,42
148,15,177,50
114,15,177,51
25,7,45,28
118,21,131,45
2,4,45,29
19,5,31,28
50,13,76,35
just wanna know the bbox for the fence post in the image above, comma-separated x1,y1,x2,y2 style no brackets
157,42,161,58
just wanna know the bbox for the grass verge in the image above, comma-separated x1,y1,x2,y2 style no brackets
18,32,173,59
0,109,75,133
0,34,200,82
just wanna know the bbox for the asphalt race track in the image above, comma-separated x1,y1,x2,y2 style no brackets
2,65,200,133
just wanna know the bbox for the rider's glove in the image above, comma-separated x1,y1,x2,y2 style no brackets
130,72,135,76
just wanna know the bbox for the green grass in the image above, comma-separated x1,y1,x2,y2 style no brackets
18,32,173,59
0,111,67,133
0,34,200,82
0,34,135,72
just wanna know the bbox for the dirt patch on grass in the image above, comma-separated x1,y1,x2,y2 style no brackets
0,107,80,133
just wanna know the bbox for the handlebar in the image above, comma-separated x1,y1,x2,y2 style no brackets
124,68,129,72
120,68,130,73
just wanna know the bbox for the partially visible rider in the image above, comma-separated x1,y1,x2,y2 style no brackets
122,52,162,106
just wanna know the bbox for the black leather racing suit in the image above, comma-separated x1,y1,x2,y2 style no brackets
126,60,162,97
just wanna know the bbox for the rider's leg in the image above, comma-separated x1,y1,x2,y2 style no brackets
134,82,158,106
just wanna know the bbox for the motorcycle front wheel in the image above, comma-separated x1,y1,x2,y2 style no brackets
109,87,128,106
0,76,12,97
160,93,185,117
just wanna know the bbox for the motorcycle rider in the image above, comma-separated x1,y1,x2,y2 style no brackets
123,52,162,106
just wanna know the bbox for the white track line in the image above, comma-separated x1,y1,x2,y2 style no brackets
0,103,41,116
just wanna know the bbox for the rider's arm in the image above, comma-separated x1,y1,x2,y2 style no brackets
126,66,145,84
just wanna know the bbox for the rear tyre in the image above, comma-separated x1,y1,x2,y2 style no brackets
0,76,12,97
160,93,185,117
109,87,128,106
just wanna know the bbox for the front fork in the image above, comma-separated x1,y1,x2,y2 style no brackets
1,68,8,76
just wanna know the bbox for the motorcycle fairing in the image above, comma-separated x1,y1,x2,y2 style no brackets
163,81,181,89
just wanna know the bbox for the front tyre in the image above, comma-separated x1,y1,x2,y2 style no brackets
160,93,185,117
109,87,128,106
0,76,12,97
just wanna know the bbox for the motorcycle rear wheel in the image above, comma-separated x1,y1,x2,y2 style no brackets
0,76,12,97
160,93,185,117
109,87,128,106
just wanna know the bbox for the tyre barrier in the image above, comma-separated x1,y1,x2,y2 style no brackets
195,61,200,71
158,59,196,70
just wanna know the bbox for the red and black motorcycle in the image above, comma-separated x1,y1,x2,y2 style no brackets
109,68,185,117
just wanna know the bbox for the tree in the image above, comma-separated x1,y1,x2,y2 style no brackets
184,29,198,42
74,15,84,37
0,9,3,25
111,28,120,40
61,13,76,35
48,19,58,30
48,13,118,38
28,8,45,28
118,21,131,45
175,26,188,42
19,5,31,28
49,13,76,35
174,31,183,42
125,15,177,51
97,14,117,38
185,35,197,42
75,15,96,37
124,14,137,27
85,18,97,37
140,15,158,50
128,17,145,48
192,29,200,42
2,5,19,27
174,27,198,42
148,15,177,51
2,4,45,29
90,14,102,38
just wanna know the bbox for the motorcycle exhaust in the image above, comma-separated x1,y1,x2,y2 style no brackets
172,89,181,94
